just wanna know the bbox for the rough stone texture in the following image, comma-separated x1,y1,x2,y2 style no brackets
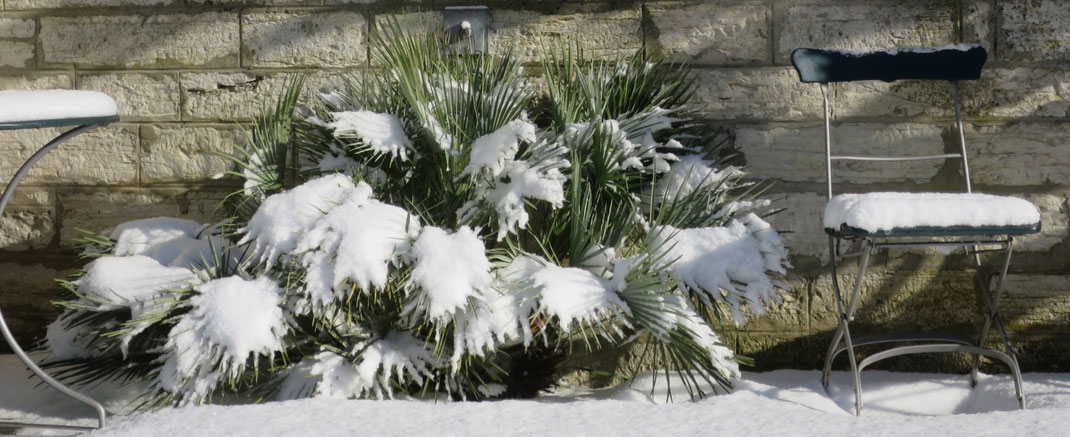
998,0,1070,63
243,11,367,68
78,72,181,121
0,72,72,89
693,67,822,121
1017,194,1069,253
40,13,240,69
0,41,33,68
140,124,246,183
646,2,769,65
1002,274,1070,332
0,125,137,185
0,17,35,38
810,268,982,332
182,71,350,121
733,278,808,332
57,188,229,247
7,0,168,8
963,0,995,61
968,122,1070,186
762,192,828,259
181,72,283,121
488,8,642,63
736,123,947,183
0,189,53,252
830,68,1070,120
776,3,958,65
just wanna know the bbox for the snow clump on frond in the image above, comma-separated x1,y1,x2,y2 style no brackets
650,213,789,324
406,226,493,323
458,119,570,241
328,111,416,161
157,276,287,405
307,331,440,400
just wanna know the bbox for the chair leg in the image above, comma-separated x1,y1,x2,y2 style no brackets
0,125,108,429
969,238,1024,408
823,236,872,415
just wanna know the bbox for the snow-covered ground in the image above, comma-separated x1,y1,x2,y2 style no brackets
3,353,1070,436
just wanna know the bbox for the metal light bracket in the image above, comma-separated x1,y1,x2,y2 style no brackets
444,6,490,54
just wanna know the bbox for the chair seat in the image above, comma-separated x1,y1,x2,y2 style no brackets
824,192,1042,238
0,90,118,130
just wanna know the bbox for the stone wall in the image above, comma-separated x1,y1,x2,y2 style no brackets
0,0,1067,372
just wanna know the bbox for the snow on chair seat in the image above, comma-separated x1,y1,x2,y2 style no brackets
824,192,1042,237
0,90,118,130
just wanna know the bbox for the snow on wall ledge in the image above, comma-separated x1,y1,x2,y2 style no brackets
3,0,1070,374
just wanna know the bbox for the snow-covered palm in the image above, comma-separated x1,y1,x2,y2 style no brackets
42,24,788,407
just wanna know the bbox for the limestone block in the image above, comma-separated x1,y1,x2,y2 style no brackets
0,73,72,89
140,124,246,183
762,192,828,259
243,11,367,68
810,268,982,332
182,72,273,121
830,68,1070,120
1016,194,1068,253
998,0,1070,63
0,41,33,69
7,0,168,8
963,0,995,60
0,188,54,252
488,7,641,63
693,67,822,121
968,122,1070,186
372,11,440,38
776,4,957,65
999,275,1070,332
78,72,181,121
182,71,352,121
58,188,229,247
0,17,35,38
0,125,137,185
646,2,769,65
732,278,808,333
40,13,240,68
736,123,946,184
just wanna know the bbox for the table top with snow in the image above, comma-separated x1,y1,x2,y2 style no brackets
0,90,117,129
3,353,1070,436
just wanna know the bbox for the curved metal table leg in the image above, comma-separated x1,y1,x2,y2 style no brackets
0,125,108,430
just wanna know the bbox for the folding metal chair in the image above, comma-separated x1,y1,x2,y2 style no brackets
0,90,118,431
790,46,1042,415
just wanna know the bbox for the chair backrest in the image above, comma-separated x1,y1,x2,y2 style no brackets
790,45,988,199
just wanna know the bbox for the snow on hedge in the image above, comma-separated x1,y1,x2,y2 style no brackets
451,255,542,366
654,155,743,201
329,111,415,161
241,174,372,268
824,192,1041,233
158,276,287,404
458,118,568,241
308,331,440,400
74,255,198,311
533,264,631,330
407,226,493,322
461,119,538,178
651,213,789,324
111,218,228,270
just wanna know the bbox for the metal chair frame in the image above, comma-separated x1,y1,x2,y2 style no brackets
0,120,116,431
816,81,1026,415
